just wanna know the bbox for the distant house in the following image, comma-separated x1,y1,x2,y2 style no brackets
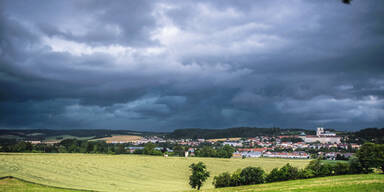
232,152,242,158
223,141,243,147
25,140,41,144
263,151,309,159
232,148,266,158
186,148,195,157
237,148,267,153
351,144,361,149
126,147,144,153
243,151,262,158
324,152,354,160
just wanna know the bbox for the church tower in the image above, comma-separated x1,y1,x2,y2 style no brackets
316,127,324,136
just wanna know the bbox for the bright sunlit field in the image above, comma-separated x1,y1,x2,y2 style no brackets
0,153,310,192
198,174,384,192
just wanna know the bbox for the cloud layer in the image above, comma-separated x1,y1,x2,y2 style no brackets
1,0,383,131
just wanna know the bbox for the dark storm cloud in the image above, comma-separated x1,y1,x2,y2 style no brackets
0,0,383,131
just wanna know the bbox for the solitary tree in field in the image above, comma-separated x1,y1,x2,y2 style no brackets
189,162,210,190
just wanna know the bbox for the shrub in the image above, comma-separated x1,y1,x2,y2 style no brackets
213,172,231,188
240,166,265,185
334,162,350,175
279,163,299,180
230,169,243,187
265,168,280,183
349,156,364,174
265,164,299,183
318,163,332,176
357,143,384,173
298,168,314,179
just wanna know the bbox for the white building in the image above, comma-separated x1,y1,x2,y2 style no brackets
316,127,336,137
223,141,243,147
300,127,340,144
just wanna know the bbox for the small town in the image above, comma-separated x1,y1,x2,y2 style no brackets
20,127,360,161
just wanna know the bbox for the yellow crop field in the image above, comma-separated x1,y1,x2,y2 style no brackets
90,135,142,143
0,153,309,192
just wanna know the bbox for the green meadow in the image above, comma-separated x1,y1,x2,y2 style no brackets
0,177,81,192
1,174,383,192
0,153,309,192
199,174,384,192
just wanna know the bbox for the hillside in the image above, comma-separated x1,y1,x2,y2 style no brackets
168,127,316,139
0,177,82,192
198,174,384,192
0,153,309,192
2,173,383,192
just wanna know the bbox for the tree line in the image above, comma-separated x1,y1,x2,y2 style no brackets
189,143,384,190
212,143,384,188
0,138,236,158
0,139,128,154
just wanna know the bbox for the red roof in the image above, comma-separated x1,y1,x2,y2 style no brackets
237,148,266,152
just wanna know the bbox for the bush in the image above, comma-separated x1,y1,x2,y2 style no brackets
240,167,265,185
213,172,231,188
349,156,364,174
357,143,384,173
230,169,243,187
265,164,299,183
306,159,322,177
279,163,299,180
318,163,332,176
265,168,280,182
298,168,314,179
334,162,350,175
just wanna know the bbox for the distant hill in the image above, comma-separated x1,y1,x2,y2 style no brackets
1,127,382,142
168,127,315,139
348,128,384,144
0,129,165,141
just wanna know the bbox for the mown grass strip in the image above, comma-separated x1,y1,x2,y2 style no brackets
0,176,90,192
197,174,384,192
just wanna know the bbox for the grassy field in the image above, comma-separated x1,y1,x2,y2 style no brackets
198,174,384,192
0,177,82,192
1,173,383,192
0,153,309,192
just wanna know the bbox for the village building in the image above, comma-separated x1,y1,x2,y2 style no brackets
263,151,310,159
299,127,341,144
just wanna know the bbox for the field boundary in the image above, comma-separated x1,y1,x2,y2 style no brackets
0,176,96,192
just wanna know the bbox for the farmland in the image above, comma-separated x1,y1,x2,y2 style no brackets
2,173,384,192
0,153,309,192
0,177,81,192
199,174,384,192
90,135,142,143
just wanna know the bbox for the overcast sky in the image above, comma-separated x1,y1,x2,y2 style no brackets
1,0,383,131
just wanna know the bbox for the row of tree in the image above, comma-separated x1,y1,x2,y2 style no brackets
194,145,235,158
0,138,237,158
212,159,352,188
0,139,127,154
